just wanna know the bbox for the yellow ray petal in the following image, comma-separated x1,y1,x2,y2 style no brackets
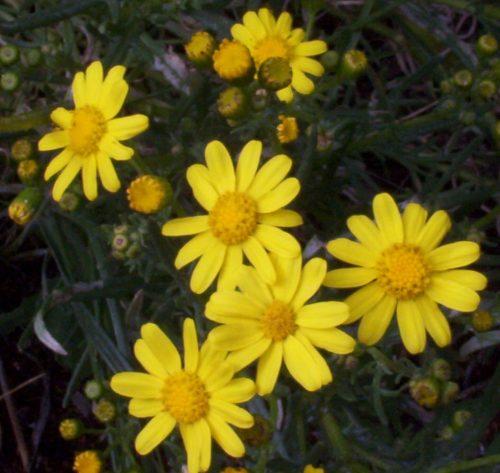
206,291,264,323
96,151,120,192
294,40,327,56
99,134,134,161
84,61,104,106
204,140,235,194
187,164,219,211
291,257,327,311
256,342,283,395
210,399,254,428
357,294,396,346
50,107,73,129
426,276,480,312
270,254,302,303
295,331,332,385
134,339,168,378
190,241,226,293
128,398,164,418
174,231,215,269
243,11,267,40
291,68,314,95
291,56,324,76
141,323,181,374
110,372,163,399
326,238,378,267
242,236,276,284
402,203,428,244
179,423,201,473
414,295,451,348
415,210,451,252
373,193,403,244
227,337,272,373
344,282,385,323
237,265,273,306
72,71,86,107
257,177,300,213
258,8,276,33
247,154,292,200
236,140,261,192
52,156,82,201
211,378,256,403
217,245,243,291
135,412,176,455
107,114,149,140
207,411,245,457
428,241,480,271
82,154,97,201
38,130,69,151
346,214,386,251
275,11,293,36
231,24,256,47
162,215,209,236
283,335,323,391
299,327,356,354
296,301,350,328
276,85,294,103
208,324,262,352
254,224,300,258
435,269,487,291
44,148,73,180
396,299,426,354
324,267,378,288
183,318,199,373
259,209,303,227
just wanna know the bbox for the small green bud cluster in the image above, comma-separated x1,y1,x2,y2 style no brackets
111,224,142,261
0,44,44,93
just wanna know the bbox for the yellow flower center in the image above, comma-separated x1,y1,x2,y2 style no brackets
73,451,102,473
162,372,209,424
262,300,296,341
208,191,258,245
69,106,106,156
376,243,430,299
127,175,171,214
252,36,290,70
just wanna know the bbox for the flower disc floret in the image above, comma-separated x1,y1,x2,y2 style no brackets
213,39,253,81
262,300,296,341
253,37,290,69
69,106,106,155
73,450,102,473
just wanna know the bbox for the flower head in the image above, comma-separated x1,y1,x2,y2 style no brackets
38,61,149,201
324,193,487,354
110,319,255,473
185,31,217,68
127,175,172,214
231,8,327,102
161,140,303,294
213,39,253,82
206,256,356,395
277,115,299,143
304,466,325,473
73,450,102,473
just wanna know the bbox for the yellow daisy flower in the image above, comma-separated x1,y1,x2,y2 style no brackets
324,193,487,354
38,61,149,202
206,256,356,395
161,139,303,294
73,450,102,473
231,8,327,102
111,319,255,473
127,175,172,214
277,115,299,144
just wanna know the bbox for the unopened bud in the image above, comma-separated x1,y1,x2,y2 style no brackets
213,39,254,83
258,57,293,91
477,79,497,99
339,49,368,80
431,359,452,382
320,50,339,72
438,425,455,441
24,48,43,67
112,234,130,252
452,409,471,430
93,398,116,423
8,187,42,225
0,45,19,65
58,191,81,212
17,159,40,184
453,69,473,89
127,175,172,214
471,310,493,332
439,79,454,94
476,34,498,57
217,87,248,119
84,379,104,400
59,418,84,440
1,71,20,92
440,381,459,405
251,88,270,110
409,377,440,408
185,31,216,68
11,139,34,161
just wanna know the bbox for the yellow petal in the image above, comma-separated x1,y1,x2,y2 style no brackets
396,299,426,354
208,324,262,352
344,282,385,323
283,335,323,391
210,399,254,428
198,419,212,473
231,23,256,47
135,412,176,455
179,423,201,473
183,318,199,373
323,267,378,288
259,209,303,227
204,140,235,194
52,156,82,201
44,148,73,180
299,327,356,354
227,337,272,373
291,57,324,76
107,114,149,140
38,130,69,151
291,68,314,95
295,331,332,385
258,8,276,33
346,215,385,251
426,276,480,312
217,245,244,291
428,241,480,271
174,231,214,269
257,177,300,213
211,378,256,403
415,210,451,252
357,294,396,346
436,269,487,291
256,342,283,395
98,67,129,119
236,140,261,192
326,238,378,267
296,301,350,328
162,215,209,236
294,40,327,57
275,11,292,36
270,254,301,303
203,360,234,392
190,241,226,293
276,85,294,103
291,257,326,311
186,164,218,211
134,339,168,378
243,11,266,40
128,398,164,418
247,154,292,200
110,372,163,399
84,61,104,106
82,154,97,201
237,265,273,305
414,295,451,348
207,411,245,457
254,224,300,258
96,151,120,192
242,236,276,284
373,193,403,244
140,323,181,374
50,107,73,129
206,291,264,323
402,203,428,244
99,134,134,161
288,28,305,46
72,71,86,107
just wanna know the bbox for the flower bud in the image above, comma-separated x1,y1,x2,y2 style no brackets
59,418,84,440
58,190,81,212
409,377,440,408
277,115,299,144
185,31,216,68
237,414,272,447
440,381,459,405
438,425,455,441
113,224,129,235
17,159,40,185
477,79,497,99
431,359,452,382
112,234,130,252
339,49,368,80
439,79,454,94
93,398,116,423
251,88,270,110
127,175,172,214
213,39,254,83
453,69,473,89
73,451,103,473
258,57,293,91
11,139,34,161
320,50,339,72
0,45,19,65
23,48,43,67
8,187,42,225
476,34,498,57
452,409,471,430
84,379,104,400
471,310,493,332
1,71,20,92
217,87,248,119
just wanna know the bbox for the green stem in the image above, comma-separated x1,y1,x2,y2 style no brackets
0,110,50,133
429,454,500,473
473,204,500,230
321,411,350,462
426,0,500,21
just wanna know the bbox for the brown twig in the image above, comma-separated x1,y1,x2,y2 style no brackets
0,372,45,402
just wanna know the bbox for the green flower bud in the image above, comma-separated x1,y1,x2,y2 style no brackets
0,45,19,65
58,191,81,212
439,79,454,94
17,159,40,184
409,377,440,408
431,359,452,382
477,79,497,99
339,49,368,80
11,139,34,162
112,234,130,252
1,71,20,92
237,414,272,447
23,48,43,67
113,224,129,235
217,87,248,119
258,57,293,91
452,409,471,430
184,31,216,68
125,242,141,259
84,379,104,400
453,69,473,89
476,34,498,57
59,418,84,440
320,50,339,72
8,187,42,225
251,88,270,111
93,398,116,423
471,310,493,332
438,425,455,441
440,381,459,405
